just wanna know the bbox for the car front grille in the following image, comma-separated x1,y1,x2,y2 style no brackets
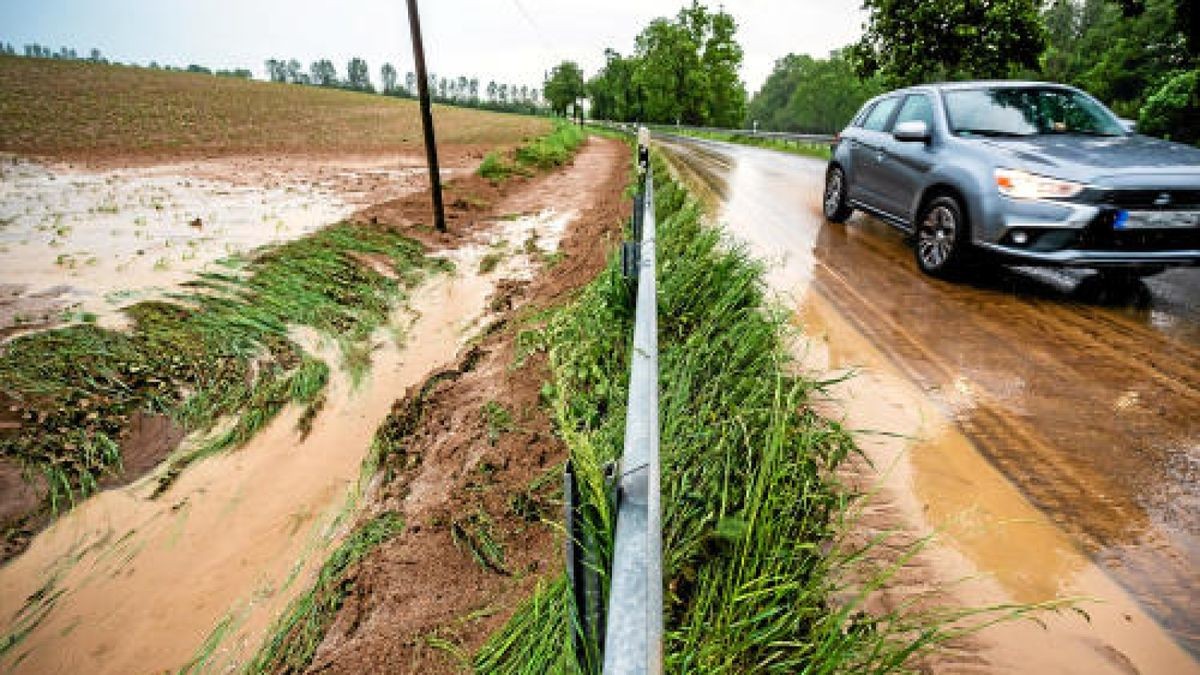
1093,189,1200,211
1079,218,1200,251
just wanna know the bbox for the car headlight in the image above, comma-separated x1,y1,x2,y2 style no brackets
995,168,1085,200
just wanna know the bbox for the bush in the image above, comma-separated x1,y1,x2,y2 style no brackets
478,151,517,181
1138,69,1200,144
476,122,587,182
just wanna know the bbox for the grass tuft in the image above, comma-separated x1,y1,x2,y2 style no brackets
477,122,587,183
247,512,405,673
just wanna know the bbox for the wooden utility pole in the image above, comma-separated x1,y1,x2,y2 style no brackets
405,0,446,232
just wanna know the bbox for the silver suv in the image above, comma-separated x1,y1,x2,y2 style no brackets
823,81,1200,279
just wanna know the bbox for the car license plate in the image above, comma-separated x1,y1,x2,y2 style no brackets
1115,210,1200,230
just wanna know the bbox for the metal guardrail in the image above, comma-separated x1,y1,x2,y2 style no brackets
649,123,835,145
566,124,663,674
602,131,663,675
591,119,835,146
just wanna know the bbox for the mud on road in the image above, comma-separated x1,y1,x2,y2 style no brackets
657,134,1200,672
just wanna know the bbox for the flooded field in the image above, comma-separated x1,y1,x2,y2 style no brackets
0,155,455,338
0,157,345,334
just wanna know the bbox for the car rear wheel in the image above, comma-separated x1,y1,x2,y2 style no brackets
823,167,853,223
915,195,971,277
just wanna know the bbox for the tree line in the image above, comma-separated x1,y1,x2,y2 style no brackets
8,41,253,78
262,56,547,114
750,0,1198,143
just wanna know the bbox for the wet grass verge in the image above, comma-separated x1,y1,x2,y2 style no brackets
0,223,445,554
473,157,1048,672
479,122,588,182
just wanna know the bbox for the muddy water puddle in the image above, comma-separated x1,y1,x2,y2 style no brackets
657,136,1200,672
0,208,568,673
799,295,1196,673
0,157,361,335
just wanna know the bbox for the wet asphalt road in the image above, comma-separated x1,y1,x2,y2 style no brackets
655,133,1200,656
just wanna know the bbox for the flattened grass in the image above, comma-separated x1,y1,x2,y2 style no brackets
245,512,405,674
0,223,443,519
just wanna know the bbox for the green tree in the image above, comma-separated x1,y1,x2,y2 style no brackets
265,59,287,83
310,60,338,87
699,8,746,127
1040,0,1192,118
630,1,746,125
853,0,1046,85
587,49,641,122
1138,68,1200,141
381,63,398,94
346,57,373,92
747,51,883,133
544,61,585,116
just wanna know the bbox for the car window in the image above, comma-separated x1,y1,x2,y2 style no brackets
850,102,874,127
862,97,900,132
944,87,1125,137
894,94,934,129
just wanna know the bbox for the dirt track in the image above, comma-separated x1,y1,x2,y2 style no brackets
657,133,1200,672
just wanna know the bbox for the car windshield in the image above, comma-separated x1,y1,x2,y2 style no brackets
944,87,1126,138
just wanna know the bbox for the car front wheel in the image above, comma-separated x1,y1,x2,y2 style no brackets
823,167,853,223
915,195,971,277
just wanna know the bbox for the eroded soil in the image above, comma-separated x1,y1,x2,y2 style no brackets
0,138,630,673
301,139,630,674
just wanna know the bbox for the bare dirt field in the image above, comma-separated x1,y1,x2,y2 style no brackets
0,55,549,163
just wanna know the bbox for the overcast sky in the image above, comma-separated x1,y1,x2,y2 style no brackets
0,0,865,96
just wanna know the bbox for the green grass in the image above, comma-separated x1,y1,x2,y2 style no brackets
472,157,1049,673
451,509,509,575
482,401,515,446
0,222,444,525
477,122,588,182
246,512,405,673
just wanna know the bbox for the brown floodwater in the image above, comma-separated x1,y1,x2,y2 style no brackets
0,207,570,673
657,134,1200,671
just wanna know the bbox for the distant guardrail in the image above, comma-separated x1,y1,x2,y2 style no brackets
590,120,835,146
650,123,835,145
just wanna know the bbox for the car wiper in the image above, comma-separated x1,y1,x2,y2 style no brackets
955,129,1034,138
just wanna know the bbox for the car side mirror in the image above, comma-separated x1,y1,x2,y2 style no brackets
1118,118,1137,133
893,120,931,143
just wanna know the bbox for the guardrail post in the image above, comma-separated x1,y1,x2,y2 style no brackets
565,459,606,671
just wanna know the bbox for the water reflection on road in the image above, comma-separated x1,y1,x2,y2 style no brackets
657,134,1200,664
